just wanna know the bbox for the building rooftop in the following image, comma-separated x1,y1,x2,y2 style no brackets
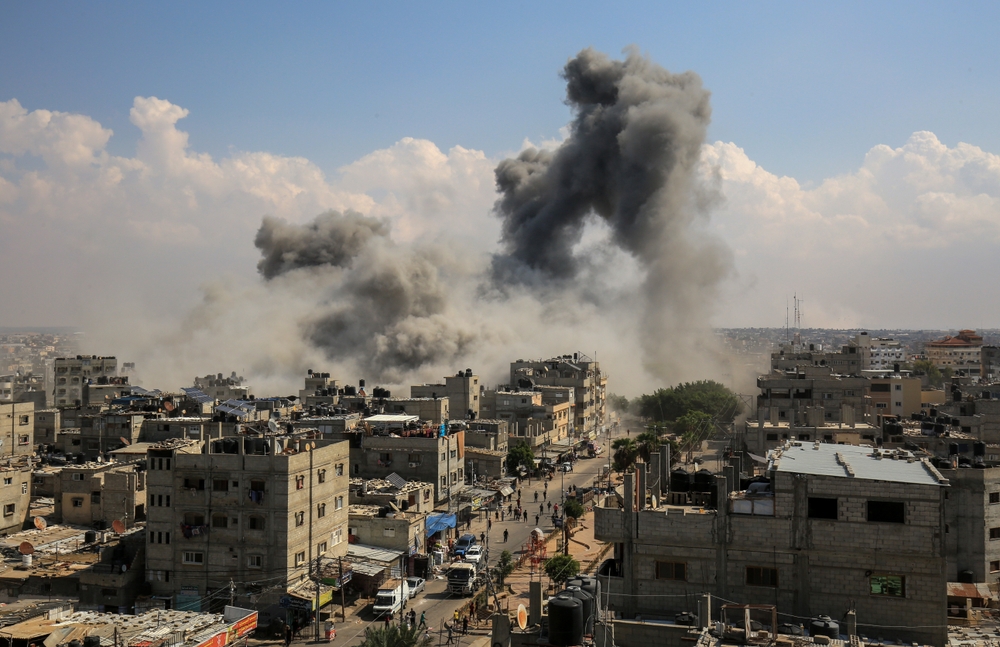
768,441,949,487
364,414,420,423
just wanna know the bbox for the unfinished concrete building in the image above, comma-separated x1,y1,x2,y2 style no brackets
510,353,606,436
53,462,146,528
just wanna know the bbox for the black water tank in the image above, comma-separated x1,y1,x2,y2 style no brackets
975,442,986,457
674,612,697,626
809,615,839,639
85,530,98,544
958,570,975,583
693,469,715,493
359,379,366,388
670,469,691,493
84,636,101,647
548,594,584,647
777,624,804,636
561,586,595,635
950,443,960,456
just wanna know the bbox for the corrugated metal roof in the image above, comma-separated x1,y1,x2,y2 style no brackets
768,442,947,487
347,543,405,564
947,582,993,599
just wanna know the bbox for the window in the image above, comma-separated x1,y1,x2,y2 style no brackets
18,415,29,425
183,478,205,490
295,511,305,526
183,552,204,565
318,469,326,483
213,479,229,492
296,475,305,490
746,566,778,587
317,541,327,554
441,476,447,487
3,477,12,485
212,513,228,529
990,528,1000,540
765,433,778,441
247,555,263,569
72,498,83,508
869,574,904,597
991,561,1000,573
867,500,905,524
336,463,344,476
183,512,205,526
295,551,306,566
21,483,27,495
332,527,343,545
797,434,810,441
317,503,326,518
91,492,101,504
17,435,28,445
335,496,343,510
408,454,421,466
249,515,266,530
3,503,15,516
895,401,902,408
384,528,396,537
808,497,838,520
991,493,1000,504
655,561,686,580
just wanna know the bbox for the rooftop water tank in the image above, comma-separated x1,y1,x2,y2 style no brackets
548,594,584,647
810,615,839,639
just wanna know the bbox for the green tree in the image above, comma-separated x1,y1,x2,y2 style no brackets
635,430,661,463
543,554,580,585
912,359,944,387
612,437,638,472
494,550,515,586
636,381,742,423
360,623,434,647
673,411,714,459
564,498,585,520
507,441,534,475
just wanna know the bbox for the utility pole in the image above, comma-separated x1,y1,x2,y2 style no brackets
229,579,235,607
339,556,347,621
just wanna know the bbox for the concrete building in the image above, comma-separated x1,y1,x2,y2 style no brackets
356,430,466,502
595,443,950,647
983,346,1000,383
349,478,435,513
53,356,117,407
299,370,339,408
0,401,35,459
192,372,251,401
869,374,922,418
481,390,571,449
33,408,60,448
851,332,907,371
348,504,427,554
0,460,32,535
940,465,1000,584
54,462,146,528
410,369,481,420
925,330,983,378
461,419,509,452
80,411,148,460
755,366,871,426
144,436,350,614
465,447,507,480
742,419,881,455
379,397,449,424
510,354,606,436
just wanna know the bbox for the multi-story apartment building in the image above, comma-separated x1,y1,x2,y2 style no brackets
755,365,871,426
193,372,252,401
356,430,465,502
79,411,147,459
480,389,570,448
869,374,922,418
853,332,907,371
348,505,427,554
54,462,146,528
0,402,35,459
144,436,350,615
53,356,117,407
925,330,983,378
595,443,950,647
982,346,1000,383
510,354,606,435
0,460,32,535
378,397,449,424
33,408,60,447
410,369,480,420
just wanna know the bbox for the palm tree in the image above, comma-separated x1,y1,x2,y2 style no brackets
360,623,435,647
612,437,638,473
635,431,661,463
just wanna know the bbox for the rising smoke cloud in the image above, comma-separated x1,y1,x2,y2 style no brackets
491,47,731,378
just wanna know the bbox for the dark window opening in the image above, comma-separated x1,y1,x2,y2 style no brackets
808,497,838,520
655,561,686,581
746,566,778,587
867,500,905,524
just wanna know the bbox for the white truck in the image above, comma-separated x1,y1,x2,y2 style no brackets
447,562,479,596
372,578,410,617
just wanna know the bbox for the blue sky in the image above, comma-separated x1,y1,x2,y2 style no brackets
4,2,997,184
3,3,1000,391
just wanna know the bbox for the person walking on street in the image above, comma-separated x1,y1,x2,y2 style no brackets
501,510,505,521
480,531,486,544
547,501,552,511
419,611,427,629
518,488,522,499
446,623,454,645
409,609,417,629
463,616,469,635
543,489,547,501
534,491,538,502
535,514,540,525
284,625,292,647
487,518,492,530
503,528,509,542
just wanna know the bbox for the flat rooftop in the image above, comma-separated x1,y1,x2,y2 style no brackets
768,441,948,486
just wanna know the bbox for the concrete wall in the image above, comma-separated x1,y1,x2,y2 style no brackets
0,402,35,459
358,433,464,501
348,511,426,553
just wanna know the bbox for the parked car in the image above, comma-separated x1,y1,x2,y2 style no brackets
561,462,573,472
464,545,484,566
454,533,477,557
405,576,426,598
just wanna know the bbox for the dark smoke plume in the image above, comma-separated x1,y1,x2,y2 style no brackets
254,210,480,380
255,210,388,279
492,47,730,377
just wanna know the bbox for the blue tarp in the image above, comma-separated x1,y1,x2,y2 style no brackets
426,512,457,536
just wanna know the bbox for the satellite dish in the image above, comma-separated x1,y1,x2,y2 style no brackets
164,401,175,412
516,604,528,630
19,541,34,555
112,519,126,534
33,517,47,530
119,436,131,446
267,420,279,433
310,442,316,450
650,495,658,509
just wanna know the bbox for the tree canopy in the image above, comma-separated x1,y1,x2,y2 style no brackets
360,624,434,647
564,498,585,520
507,441,534,474
612,437,638,472
635,380,742,423
912,360,951,388
544,554,580,584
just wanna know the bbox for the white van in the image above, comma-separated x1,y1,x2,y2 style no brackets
372,579,410,617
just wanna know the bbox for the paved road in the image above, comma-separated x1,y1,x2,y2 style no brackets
331,422,629,647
